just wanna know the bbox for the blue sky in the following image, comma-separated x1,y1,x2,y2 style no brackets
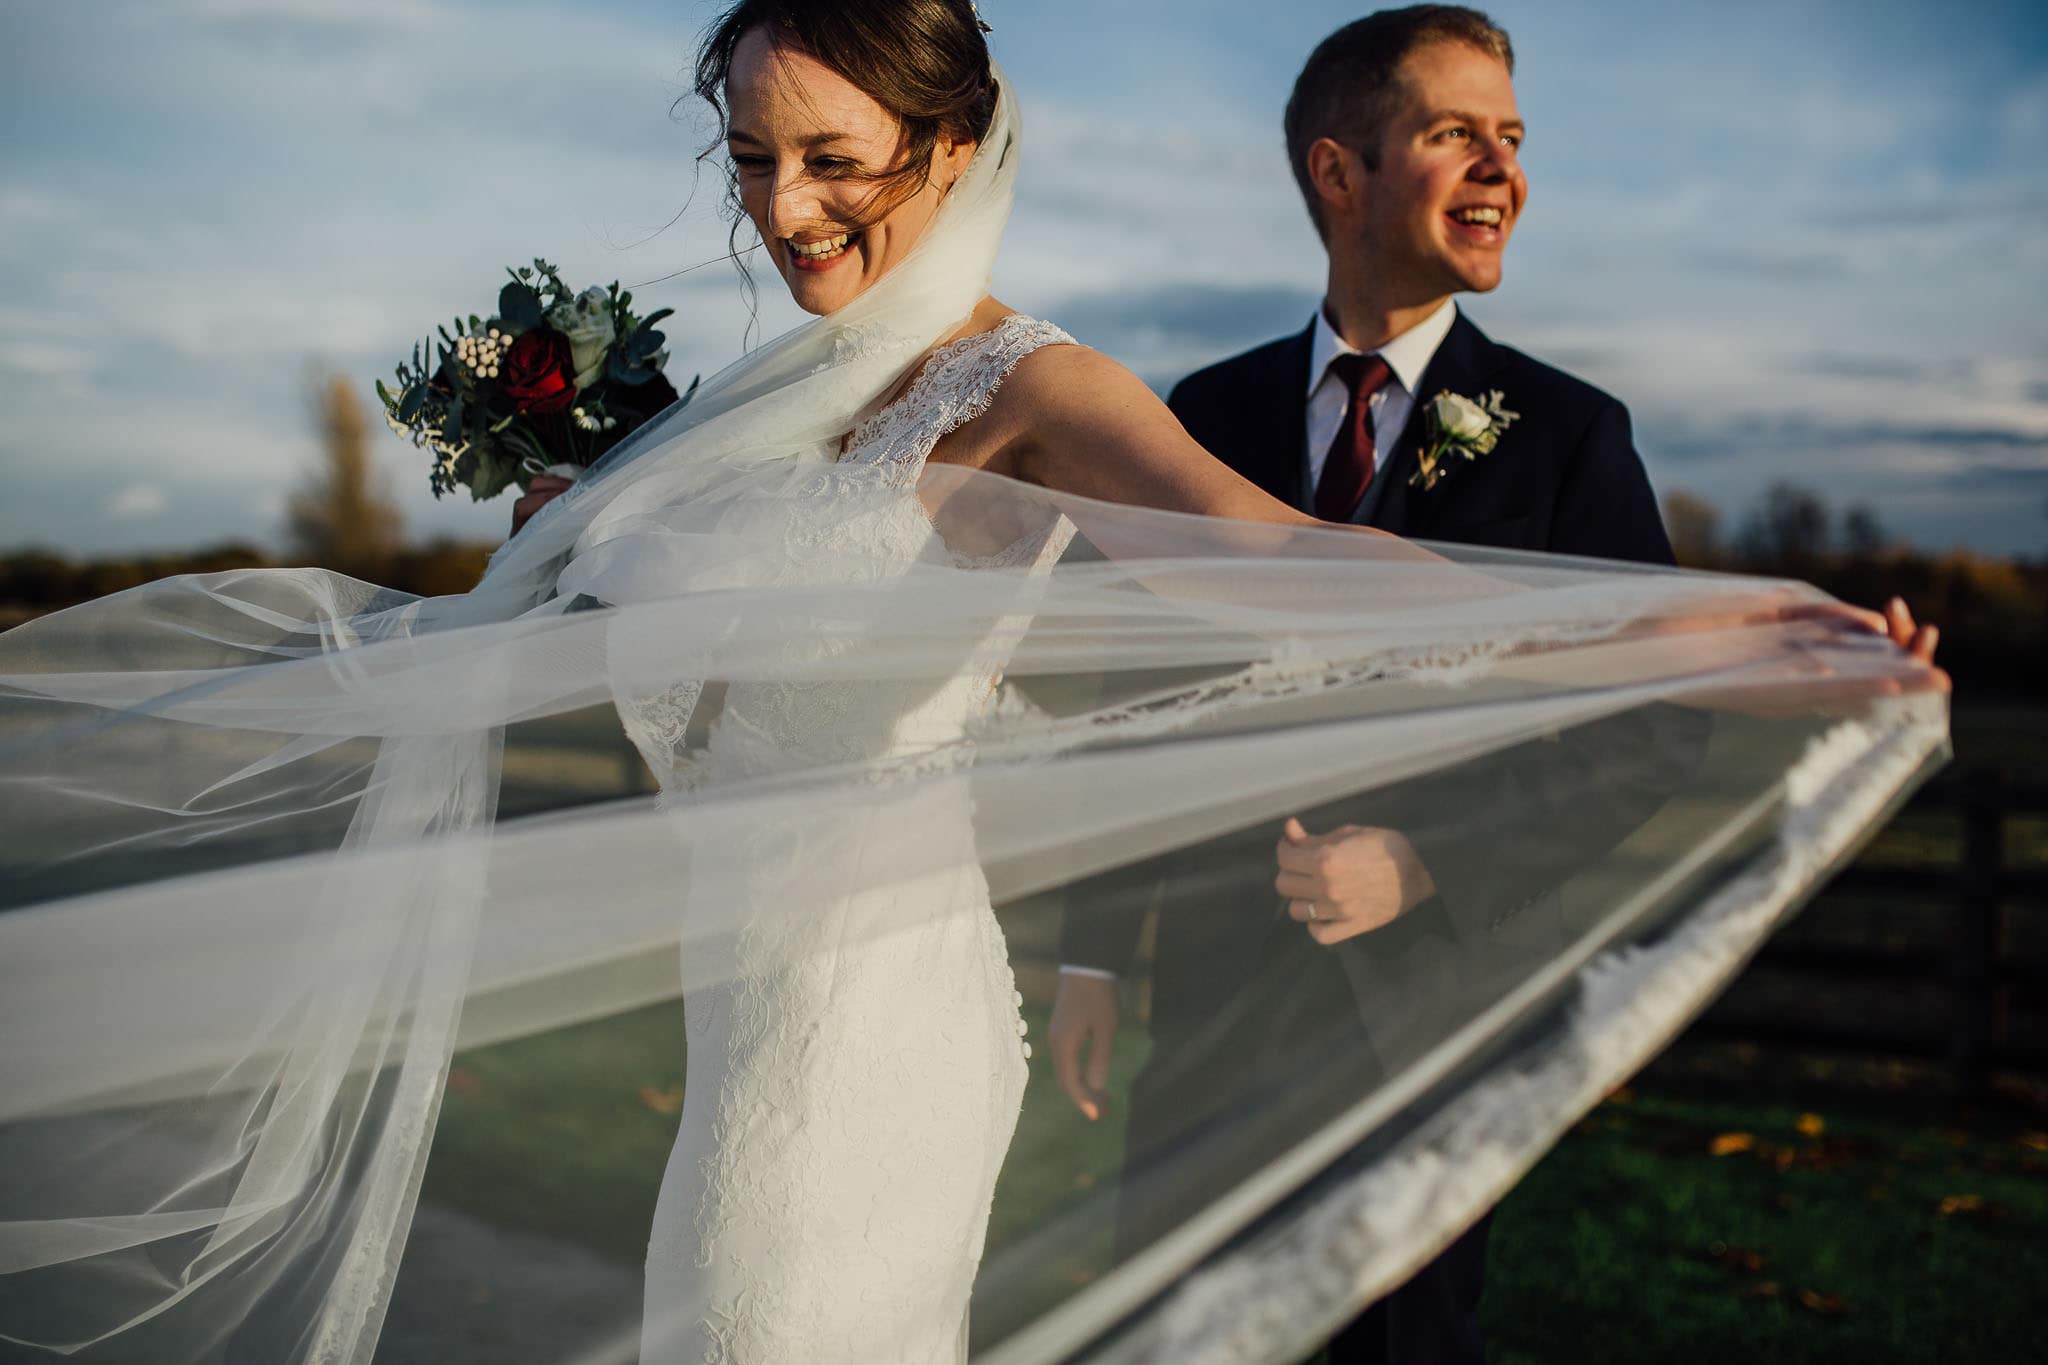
2,0,2044,557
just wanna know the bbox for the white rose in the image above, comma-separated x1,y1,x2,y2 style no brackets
1432,392,1493,442
546,286,617,391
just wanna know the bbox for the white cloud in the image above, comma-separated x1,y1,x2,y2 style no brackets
105,484,168,520
0,343,96,380
174,0,445,26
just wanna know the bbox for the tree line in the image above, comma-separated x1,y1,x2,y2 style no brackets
3,380,2041,697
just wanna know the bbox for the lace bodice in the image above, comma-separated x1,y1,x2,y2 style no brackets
617,314,1079,789
842,313,1077,479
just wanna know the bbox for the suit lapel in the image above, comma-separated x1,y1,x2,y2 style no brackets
1212,325,1310,511
1363,310,1505,532
1253,324,1314,512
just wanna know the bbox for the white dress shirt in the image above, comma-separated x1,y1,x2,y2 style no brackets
1304,298,1457,497
1058,299,1460,984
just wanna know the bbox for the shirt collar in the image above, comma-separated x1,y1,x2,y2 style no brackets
1306,297,1458,399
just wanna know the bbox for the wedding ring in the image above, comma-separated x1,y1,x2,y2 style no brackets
1305,903,1321,922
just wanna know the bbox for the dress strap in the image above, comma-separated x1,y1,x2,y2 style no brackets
842,314,1078,477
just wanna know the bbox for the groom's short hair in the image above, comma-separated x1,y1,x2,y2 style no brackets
1285,6,1515,239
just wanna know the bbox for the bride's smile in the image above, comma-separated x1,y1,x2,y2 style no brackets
723,31,976,315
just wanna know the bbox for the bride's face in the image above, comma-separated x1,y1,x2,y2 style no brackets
726,31,976,316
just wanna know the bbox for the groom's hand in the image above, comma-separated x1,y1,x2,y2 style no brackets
1276,817,1436,946
1049,974,1119,1122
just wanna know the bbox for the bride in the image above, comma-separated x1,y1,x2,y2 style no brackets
0,1,1944,1363
601,5,1412,1359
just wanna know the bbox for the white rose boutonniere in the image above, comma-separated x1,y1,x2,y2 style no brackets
1413,388,1519,491
546,285,618,391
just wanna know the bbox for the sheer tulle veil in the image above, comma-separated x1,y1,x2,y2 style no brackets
0,64,1945,1365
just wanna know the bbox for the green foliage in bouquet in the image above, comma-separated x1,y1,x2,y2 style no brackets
377,259,700,502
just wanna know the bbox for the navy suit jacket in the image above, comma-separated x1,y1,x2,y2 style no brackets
1058,311,1701,1048
1174,309,1672,555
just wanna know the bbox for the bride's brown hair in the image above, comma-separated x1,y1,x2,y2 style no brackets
692,0,1000,228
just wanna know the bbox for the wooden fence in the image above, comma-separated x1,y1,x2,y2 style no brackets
1696,767,2048,1091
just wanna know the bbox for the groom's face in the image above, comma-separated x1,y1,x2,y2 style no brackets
1351,42,1527,298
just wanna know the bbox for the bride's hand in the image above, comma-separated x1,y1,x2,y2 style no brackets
511,475,575,537
1754,595,1948,696
1663,595,1948,717
1879,596,1944,677
1049,973,1119,1122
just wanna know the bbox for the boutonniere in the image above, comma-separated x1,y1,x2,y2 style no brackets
1412,389,1519,491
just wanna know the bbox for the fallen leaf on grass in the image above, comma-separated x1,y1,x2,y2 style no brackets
1795,1113,1825,1138
1936,1194,1988,1217
1710,1132,1756,1156
2018,1132,2048,1152
1797,1289,1848,1317
1741,1281,1781,1300
446,1067,483,1097
639,1083,685,1116
1605,1086,1635,1106
1707,1243,1766,1274
1072,1171,1097,1190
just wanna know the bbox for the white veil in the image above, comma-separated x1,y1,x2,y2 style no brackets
0,69,1947,1364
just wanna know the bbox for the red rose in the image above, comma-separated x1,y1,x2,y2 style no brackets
500,328,577,413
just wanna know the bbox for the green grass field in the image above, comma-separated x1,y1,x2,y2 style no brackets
1484,1089,2048,1365
420,996,2047,1363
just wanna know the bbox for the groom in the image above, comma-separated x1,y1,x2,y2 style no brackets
1052,8,1688,1363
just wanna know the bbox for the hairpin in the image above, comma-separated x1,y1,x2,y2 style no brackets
970,1,992,33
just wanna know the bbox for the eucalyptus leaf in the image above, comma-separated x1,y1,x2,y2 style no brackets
499,281,544,331
397,385,426,424
469,448,518,502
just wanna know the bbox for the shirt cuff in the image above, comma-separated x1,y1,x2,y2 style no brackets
1058,964,1119,981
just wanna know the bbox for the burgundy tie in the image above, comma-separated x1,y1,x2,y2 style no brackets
1313,352,1393,522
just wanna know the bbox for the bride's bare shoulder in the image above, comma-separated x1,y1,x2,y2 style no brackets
994,330,1165,435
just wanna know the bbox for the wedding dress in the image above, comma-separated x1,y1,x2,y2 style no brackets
634,316,1077,1364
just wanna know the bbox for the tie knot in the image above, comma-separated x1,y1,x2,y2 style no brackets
1329,351,1392,398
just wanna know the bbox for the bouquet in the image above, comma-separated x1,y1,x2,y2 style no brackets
378,259,697,500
